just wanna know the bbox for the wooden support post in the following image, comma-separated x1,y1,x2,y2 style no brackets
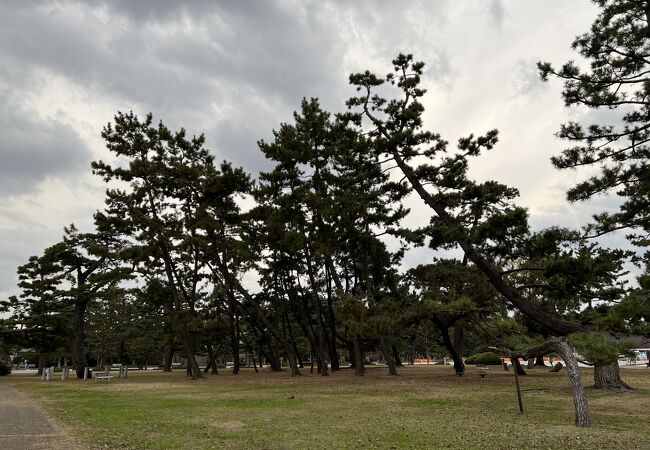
513,359,524,413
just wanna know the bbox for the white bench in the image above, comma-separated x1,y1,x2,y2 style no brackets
94,370,114,382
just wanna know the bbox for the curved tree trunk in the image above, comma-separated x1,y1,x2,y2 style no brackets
594,360,632,391
554,340,591,427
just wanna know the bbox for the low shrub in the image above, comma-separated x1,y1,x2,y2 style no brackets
0,361,11,376
465,352,502,365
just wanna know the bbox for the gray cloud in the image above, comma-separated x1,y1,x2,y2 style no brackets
0,0,606,302
510,59,549,99
0,100,91,197
486,0,506,29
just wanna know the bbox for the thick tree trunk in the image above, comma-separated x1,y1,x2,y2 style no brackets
163,341,174,372
286,344,301,377
535,356,547,367
380,336,398,376
392,345,404,367
594,360,632,391
72,296,89,379
269,340,281,372
181,329,202,379
353,335,364,376
37,352,49,376
555,340,591,427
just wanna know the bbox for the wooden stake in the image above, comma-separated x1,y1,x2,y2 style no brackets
513,359,524,413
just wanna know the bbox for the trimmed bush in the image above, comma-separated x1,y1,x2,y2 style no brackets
0,361,11,376
465,352,502,366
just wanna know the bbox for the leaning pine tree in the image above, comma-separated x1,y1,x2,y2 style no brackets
346,54,592,427
92,112,224,379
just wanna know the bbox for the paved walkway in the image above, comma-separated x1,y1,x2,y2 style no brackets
0,382,75,449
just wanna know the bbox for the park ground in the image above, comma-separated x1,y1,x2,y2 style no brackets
1,365,649,449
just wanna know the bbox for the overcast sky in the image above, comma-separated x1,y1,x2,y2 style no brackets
1,0,624,300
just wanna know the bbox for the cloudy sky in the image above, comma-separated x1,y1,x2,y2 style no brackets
1,0,621,300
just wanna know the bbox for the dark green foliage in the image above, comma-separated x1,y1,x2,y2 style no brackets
0,360,11,376
539,0,650,247
539,0,650,341
465,352,502,365
568,332,634,366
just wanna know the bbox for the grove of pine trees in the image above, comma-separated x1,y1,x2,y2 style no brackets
1,0,649,428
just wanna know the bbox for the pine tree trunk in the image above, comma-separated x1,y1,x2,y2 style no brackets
348,340,356,369
392,345,404,367
163,343,174,372
380,336,398,376
594,360,632,391
325,266,341,371
305,252,329,376
181,328,202,379
353,334,364,376
438,324,464,375
535,355,547,367
72,295,89,379
269,341,281,372
251,351,259,373
204,345,218,375
228,295,240,375
555,339,591,427
286,341,301,377
37,352,49,376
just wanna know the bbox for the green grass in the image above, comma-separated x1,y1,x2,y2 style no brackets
3,365,649,449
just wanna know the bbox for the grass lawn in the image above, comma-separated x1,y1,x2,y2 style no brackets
3,365,649,449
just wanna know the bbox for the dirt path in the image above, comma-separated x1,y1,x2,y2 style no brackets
0,382,76,449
